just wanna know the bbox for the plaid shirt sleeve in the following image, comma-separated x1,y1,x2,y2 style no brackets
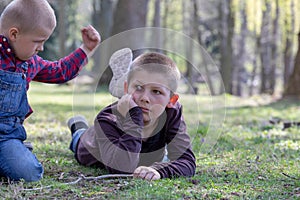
30,48,88,83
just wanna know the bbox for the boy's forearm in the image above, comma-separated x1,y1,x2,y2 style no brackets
96,129,142,173
32,48,87,83
151,150,196,178
95,117,143,173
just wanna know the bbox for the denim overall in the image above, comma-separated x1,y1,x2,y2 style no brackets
0,63,43,182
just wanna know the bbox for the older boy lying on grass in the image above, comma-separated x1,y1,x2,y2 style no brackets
68,51,196,181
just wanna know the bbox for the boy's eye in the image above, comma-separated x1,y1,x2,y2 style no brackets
135,85,143,91
34,40,45,44
153,90,162,95
34,42,43,46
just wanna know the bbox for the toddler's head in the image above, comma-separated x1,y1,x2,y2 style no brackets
0,0,56,35
0,0,57,60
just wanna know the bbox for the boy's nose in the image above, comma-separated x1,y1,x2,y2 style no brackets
140,91,150,103
37,45,44,52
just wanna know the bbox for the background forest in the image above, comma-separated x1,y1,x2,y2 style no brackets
1,0,300,97
0,1,300,198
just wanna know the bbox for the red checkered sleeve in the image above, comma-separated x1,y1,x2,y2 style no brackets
30,48,88,83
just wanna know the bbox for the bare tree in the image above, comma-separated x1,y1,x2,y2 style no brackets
111,0,149,36
91,0,115,75
92,0,115,41
258,0,281,95
58,0,67,57
152,0,161,28
249,30,260,96
97,0,150,85
232,1,247,96
284,0,296,88
259,0,273,94
183,0,196,94
270,0,281,94
152,0,163,52
284,32,300,97
219,0,234,94
112,0,149,58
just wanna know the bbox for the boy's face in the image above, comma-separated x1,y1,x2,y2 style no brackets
127,70,174,124
9,26,53,61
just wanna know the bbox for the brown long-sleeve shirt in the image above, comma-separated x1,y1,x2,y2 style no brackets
76,102,196,178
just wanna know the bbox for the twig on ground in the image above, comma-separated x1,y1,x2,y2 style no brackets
282,172,300,180
22,174,133,191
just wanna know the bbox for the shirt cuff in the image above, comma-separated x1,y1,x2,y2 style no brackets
80,44,98,58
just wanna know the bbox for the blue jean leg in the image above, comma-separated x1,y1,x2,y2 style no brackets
0,139,43,182
69,128,86,153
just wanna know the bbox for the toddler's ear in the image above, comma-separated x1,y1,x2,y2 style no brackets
167,94,179,108
8,27,19,41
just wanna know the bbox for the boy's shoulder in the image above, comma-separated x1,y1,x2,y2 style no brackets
166,102,182,112
164,102,184,122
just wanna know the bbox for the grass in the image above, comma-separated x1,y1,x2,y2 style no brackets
1,82,299,199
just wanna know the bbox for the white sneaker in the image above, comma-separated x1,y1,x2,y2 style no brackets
109,48,133,98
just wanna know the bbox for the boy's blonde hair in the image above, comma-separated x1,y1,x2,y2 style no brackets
128,52,181,93
0,0,56,34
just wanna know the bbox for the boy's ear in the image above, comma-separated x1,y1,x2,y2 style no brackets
167,94,179,108
8,28,19,41
124,81,128,94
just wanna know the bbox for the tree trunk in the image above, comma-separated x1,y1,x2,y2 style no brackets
284,32,300,97
270,0,281,95
112,0,149,58
91,0,115,75
191,0,218,95
111,0,149,35
98,0,149,85
92,0,114,41
58,0,67,57
284,0,295,88
260,1,272,94
219,0,234,94
233,1,247,96
152,0,163,53
152,0,161,27
249,36,260,96
183,0,195,94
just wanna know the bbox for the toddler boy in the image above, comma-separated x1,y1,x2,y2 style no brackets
0,0,100,182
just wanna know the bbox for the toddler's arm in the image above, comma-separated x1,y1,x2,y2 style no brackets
80,25,101,57
32,25,100,83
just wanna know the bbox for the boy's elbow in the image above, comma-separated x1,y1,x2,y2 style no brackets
103,153,139,174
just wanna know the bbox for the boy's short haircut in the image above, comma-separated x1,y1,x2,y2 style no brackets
128,52,181,93
0,0,56,33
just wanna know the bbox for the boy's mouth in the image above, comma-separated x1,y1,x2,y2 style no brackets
140,107,150,113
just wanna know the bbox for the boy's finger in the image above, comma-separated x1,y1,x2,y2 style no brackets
133,166,142,173
138,170,147,179
144,172,155,181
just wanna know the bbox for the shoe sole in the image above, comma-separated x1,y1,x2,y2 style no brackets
109,48,133,98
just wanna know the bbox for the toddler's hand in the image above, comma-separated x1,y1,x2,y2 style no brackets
117,94,138,117
81,25,101,54
133,166,161,181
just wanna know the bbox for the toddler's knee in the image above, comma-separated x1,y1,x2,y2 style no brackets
23,162,44,182
10,161,44,182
